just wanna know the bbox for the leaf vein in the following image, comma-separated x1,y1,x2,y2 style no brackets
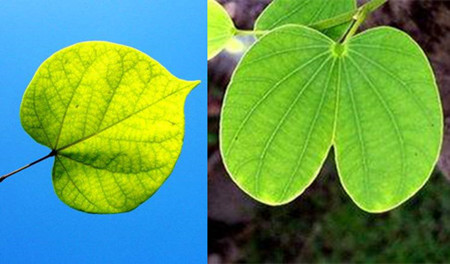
225,50,330,157
253,55,333,195
279,58,336,202
348,56,407,199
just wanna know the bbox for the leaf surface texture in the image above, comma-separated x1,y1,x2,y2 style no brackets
21,41,199,213
220,25,442,212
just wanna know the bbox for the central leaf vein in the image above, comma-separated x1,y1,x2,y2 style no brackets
56,83,193,153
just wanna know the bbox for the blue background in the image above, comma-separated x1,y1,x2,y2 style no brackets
0,1,206,263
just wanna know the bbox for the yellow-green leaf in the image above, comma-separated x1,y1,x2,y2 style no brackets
208,0,236,60
20,41,199,214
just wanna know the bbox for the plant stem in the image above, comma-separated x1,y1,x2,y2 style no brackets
234,0,387,39
0,150,56,183
341,8,368,43
235,29,268,36
342,0,388,43
310,0,387,32
362,0,388,13
309,10,356,31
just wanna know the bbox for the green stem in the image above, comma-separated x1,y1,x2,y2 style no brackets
234,0,387,39
0,151,56,183
235,29,268,36
342,0,388,43
341,8,368,43
311,0,387,31
362,0,388,13
309,10,356,31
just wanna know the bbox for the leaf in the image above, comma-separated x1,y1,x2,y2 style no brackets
255,0,356,41
220,25,442,212
208,0,236,60
20,41,199,213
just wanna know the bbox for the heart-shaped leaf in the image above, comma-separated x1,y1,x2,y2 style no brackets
220,25,442,212
20,41,199,213
208,0,236,60
255,0,356,40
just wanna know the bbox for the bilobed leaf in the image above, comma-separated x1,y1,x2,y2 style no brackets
208,0,236,60
220,25,442,212
21,41,199,213
255,0,356,41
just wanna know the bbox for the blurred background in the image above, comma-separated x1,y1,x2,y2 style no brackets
208,0,450,262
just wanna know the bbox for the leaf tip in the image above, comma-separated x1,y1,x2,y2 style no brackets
187,80,201,91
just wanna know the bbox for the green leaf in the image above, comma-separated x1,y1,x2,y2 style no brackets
208,0,236,60
20,41,199,214
220,25,442,212
255,0,356,41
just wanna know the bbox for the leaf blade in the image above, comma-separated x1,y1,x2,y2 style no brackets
220,25,443,212
21,41,199,213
